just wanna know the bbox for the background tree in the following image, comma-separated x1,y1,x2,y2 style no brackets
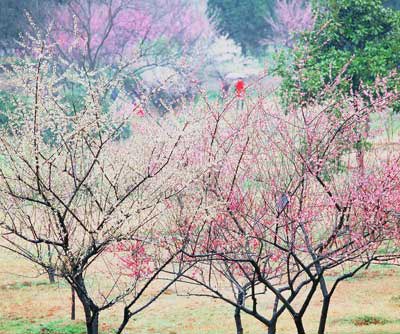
277,0,400,106
0,0,65,54
206,0,276,55
265,0,314,47
47,0,212,115
51,0,211,69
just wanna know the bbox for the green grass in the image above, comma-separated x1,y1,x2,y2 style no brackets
337,315,400,327
0,280,50,290
0,318,86,334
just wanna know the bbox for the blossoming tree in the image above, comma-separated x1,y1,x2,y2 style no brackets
0,33,204,334
50,0,211,69
266,0,314,47
174,75,400,334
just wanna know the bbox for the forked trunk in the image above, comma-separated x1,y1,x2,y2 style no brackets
294,315,306,334
267,320,277,334
74,275,99,334
83,304,99,334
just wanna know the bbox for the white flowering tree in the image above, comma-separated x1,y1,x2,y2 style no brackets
0,33,202,334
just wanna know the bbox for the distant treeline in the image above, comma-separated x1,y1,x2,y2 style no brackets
1,0,399,55
0,0,67,53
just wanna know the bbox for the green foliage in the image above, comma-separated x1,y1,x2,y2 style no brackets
206,0,276,55
277,0,400,107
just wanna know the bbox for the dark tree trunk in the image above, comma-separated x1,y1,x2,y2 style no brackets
116,309,130,334
82,302,99,334
318,296,331,334
71,287,76,320
234,290,244,334
294,315,306,334
47,267,56,284
234,307,243,334
267,319,277,334
74,275,99,334
86,312,99,334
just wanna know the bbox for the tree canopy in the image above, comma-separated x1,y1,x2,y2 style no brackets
206,0,276,54
277,0,400,106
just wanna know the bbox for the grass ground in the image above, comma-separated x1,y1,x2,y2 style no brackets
0,251,399,334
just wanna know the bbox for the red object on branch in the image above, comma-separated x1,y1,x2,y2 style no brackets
235,79,245,99
136,108,145,117
133,103,145,117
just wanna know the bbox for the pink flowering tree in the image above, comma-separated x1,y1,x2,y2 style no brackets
46,0,213,115
173,75,400,334
50,0,212,69
265,0,314,47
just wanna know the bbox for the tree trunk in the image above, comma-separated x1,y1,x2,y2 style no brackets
294,315,306,334
82,303,99,334
116,309,130,334
46,244,55,284
74,275,99,334
71,287,76,321
87,312,99,334
318,296,331,334
234,290,244,334
267,319,277,334
47,267,56,284
234,307,243,334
